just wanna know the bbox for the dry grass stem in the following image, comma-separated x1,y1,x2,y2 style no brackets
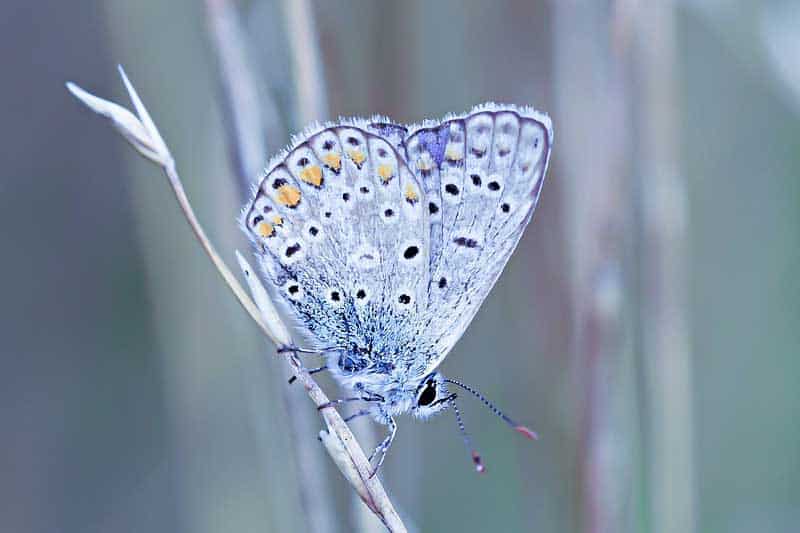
204,2,340,530
66,69,407,532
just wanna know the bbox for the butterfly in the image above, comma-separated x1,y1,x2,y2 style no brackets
241,103,553,473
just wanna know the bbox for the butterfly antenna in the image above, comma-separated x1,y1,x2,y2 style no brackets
444,379,538,441
448,395,485,473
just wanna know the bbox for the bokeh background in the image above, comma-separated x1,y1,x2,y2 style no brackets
2,1,799,532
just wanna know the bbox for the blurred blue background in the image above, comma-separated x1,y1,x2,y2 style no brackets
1,1,799,532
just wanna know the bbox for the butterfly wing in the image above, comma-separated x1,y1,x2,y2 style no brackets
241,122,430,358
402,104,553,374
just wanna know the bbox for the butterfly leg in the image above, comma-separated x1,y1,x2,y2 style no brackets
277,344,321,355
317,397,363,410
287,365,328,384
343,408,372,423
316,392,382,411
368,414,397,478
277,344,347,355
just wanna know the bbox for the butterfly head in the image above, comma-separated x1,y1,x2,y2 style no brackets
410,371,451,420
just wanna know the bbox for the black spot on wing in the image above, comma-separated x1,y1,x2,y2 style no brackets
286,242,302,256
453,237,479,248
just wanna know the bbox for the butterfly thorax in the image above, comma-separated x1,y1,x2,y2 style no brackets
325,343,433,418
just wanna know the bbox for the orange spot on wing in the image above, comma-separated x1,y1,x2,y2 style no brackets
322,153,341,171
257,221,275,238
276,184,301,207
271,215,284,226
404,183,419,203
299,165,323,187
377,164,393,182
347,149,366,167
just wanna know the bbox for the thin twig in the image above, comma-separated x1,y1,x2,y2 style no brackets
204,1,338,531
66,69,407,532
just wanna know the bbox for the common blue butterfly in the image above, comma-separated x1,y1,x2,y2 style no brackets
242,103,553,473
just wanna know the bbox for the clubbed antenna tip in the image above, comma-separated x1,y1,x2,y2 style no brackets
472,451,486,473
450,396,487,474
515,425,539,441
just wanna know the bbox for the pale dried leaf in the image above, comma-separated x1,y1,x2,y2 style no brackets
117,65,169,160
66,81,161,162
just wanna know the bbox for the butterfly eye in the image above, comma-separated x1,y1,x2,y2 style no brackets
417,380,437,407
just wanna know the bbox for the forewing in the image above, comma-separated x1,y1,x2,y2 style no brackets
242,123,429,353
403,104,553,372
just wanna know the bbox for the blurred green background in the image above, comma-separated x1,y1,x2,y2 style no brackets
2,1,799,532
